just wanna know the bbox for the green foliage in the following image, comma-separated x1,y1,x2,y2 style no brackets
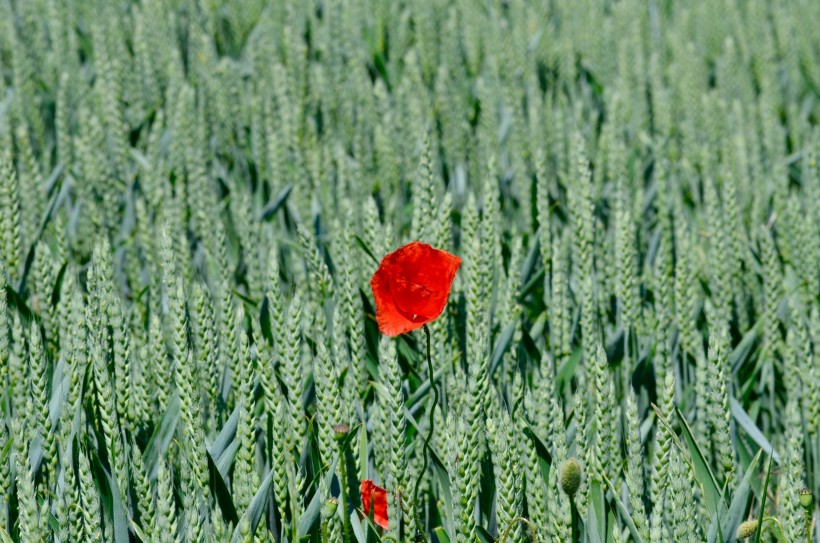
0,0,818,542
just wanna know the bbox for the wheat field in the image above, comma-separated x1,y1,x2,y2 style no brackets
0,0,818,542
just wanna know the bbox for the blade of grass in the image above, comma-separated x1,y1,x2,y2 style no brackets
730,398,780,464
722,449,761,542
260,183,293,220
651,403,723,517
298,456,339,538
143,394,181,481
600,471,645,543
676,407,725,517
231,468,275,543
753,453,774,543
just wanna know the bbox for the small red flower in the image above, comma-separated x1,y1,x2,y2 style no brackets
370,241,461,336
360,479,389,529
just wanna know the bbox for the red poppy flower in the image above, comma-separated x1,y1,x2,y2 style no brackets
360,479,389,529
370,241,461,336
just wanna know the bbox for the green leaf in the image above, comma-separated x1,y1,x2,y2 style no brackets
231,468,274,543
108,468,131,543
129,148,152,170
354,234,379,264
519,234,541,288
232,288,259,307
606,511,618,543
210,406,240,460
261,183,293,220
528,311,548,341
349,510,367,543
675,408,725,517
357,423,368,481
518,265,545,301
721,449,761,543
29,430,44,474
357,509,389,539
297,456,338,538
489,322,516,374
4,283,34,323
50,259,68,306
601,472,645,543
729,398,780,464
556,348,583,390
207,447,239,527
475,525,494,543
18,166,67,294
143,394,181,481
752,454,774,543
216,439,241,479
130,517,149,543
651,404,726,518
406,366,447,412
523,423,553,468
586,479,606,543
429,447,454,537
46,509,59,535
730,319,760,372
433,527,452,543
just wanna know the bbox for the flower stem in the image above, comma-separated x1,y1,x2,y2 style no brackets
337,449,350,542
570,500,580,543
498,516,538,543
762,516,788,543
412,324,436,543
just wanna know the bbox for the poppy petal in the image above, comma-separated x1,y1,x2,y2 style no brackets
371,262,418,335
370,241,461,336
360,480,389,530
361,480,374,516
373,485,389,529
